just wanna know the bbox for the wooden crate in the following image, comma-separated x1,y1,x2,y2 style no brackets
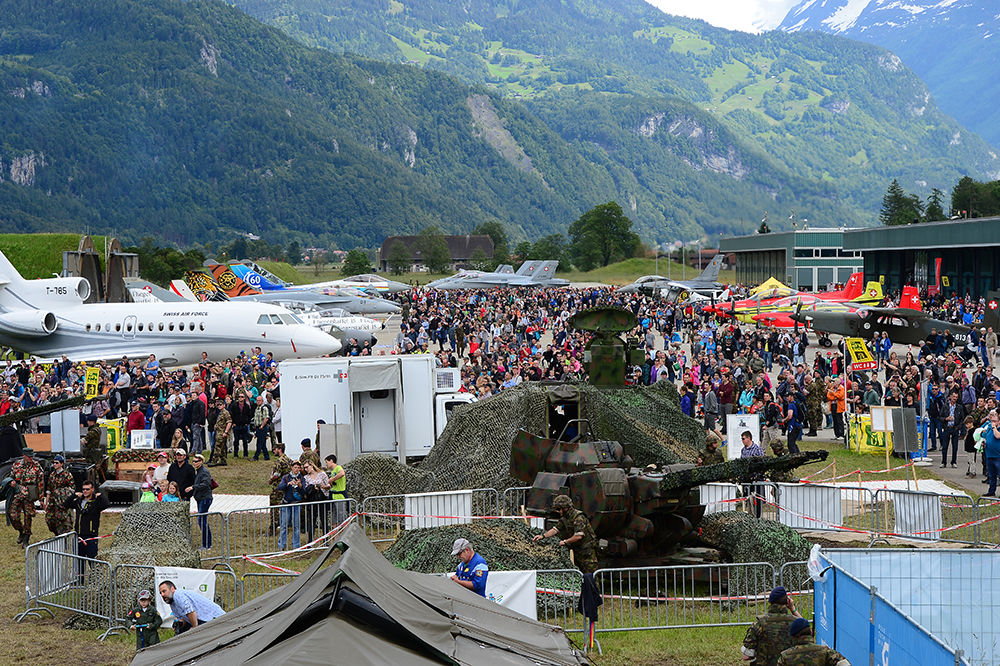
115,461,150,483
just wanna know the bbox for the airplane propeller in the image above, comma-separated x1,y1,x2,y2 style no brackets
793,298,802,334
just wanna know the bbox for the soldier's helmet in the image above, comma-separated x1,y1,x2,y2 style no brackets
552,494,573,509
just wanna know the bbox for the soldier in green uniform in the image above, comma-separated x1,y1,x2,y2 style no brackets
44,455,76,536
10,448,44,546
268,442,293,530
531,494,599,574
127,590,162,650
766,441,794,483
209,400,232,467
804,375,825,437
777,618,850,666
81,414,106,480
697,431,725,466
742,586,801,666
298,439,321,470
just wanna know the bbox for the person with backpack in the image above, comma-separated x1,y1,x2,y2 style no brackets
782,393,803,454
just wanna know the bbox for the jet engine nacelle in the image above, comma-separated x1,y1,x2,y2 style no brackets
0,310,58,336
21,277,91,304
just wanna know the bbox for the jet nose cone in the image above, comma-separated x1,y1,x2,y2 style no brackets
295,326,342,357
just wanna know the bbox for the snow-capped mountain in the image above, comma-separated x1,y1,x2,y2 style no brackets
779,1,1000,147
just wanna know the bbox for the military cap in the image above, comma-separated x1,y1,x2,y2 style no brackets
768,586,788,603
789,617,811,637
552,494,573,509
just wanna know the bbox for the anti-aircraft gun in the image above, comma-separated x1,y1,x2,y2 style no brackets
567,307,647,386
511,427,827,561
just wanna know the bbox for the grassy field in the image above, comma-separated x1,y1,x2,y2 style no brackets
292,257,735,287
0,233,109,279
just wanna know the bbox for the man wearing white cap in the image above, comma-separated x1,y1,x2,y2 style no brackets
449,538,488,597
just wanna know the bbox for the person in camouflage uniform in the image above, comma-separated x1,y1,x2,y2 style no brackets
766,440,794,483
298,439,321,470
81,414,106,480
777,618,850,666
804,375,825,437
268,442,293,529
531,494,599,574
44,455,76,536
209,400,232,467
742,586,801,666
10,448,44,546
697,431,725,466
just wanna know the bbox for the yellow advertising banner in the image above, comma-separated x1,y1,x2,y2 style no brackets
84,366,101,399
848,415,893,456
98,417,126,456
845,337,877,370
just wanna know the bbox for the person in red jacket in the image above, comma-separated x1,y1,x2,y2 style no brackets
125,401,147,435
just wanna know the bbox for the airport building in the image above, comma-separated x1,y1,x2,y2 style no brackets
841,215,1000,299
719,228,863,291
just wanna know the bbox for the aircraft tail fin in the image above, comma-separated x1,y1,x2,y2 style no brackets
229,264,283,291
516,260,541,276
495,264,515,274
852,281,883,304
695,254,724,283
169,280,198,302
0,251,25,309
184,270,229,302
900,285,921,311
840,273,863,299
532,260,559,280
208,264,260,297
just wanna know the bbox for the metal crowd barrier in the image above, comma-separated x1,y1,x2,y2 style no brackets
871,488,978,545
21,547,124,640
972,496,1000,547
190,511,229,564
592,562,777,632
359,488,500,543
242,572,297,604
227,498,357,561
501,486,532,516
17,531,77,622
535,568,585,633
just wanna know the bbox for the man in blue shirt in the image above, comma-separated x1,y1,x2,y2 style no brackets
449,538,488,597
983,411,1000,497
158,580,225,634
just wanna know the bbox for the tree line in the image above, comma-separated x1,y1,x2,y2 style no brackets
879,176,1000,225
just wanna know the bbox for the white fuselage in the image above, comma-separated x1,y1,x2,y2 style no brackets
0,300,341,366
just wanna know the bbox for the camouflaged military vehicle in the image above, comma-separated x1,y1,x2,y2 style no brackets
511,427,827,559
567,307,647,386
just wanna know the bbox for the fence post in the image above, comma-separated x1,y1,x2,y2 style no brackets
868,585,878,666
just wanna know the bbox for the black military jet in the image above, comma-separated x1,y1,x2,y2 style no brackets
790,303,971,346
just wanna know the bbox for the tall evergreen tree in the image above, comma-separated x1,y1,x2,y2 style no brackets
879,179,922,226
417,225,452,273
340,248,371,276
386,240,410,275
924,188,946,222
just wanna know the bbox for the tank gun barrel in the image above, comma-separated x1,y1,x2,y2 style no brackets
0,393,109,429
657,450,828,491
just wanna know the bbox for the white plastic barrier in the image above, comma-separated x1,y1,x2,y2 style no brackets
700,483,741,515
776,483,843,530
404,490,473,529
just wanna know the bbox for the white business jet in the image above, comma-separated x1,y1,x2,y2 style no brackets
0,251,341,366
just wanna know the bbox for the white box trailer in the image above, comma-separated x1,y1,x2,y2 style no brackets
279,356,475,461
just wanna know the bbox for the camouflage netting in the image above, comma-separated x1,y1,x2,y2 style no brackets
385,520,571,573
698,512,813,595
385,520,578,616
65,502,202,628
347,381,704,501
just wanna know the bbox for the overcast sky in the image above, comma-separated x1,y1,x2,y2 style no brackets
645,0,802,33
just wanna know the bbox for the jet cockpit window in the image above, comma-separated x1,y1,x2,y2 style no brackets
269,314,284,325
278,314,299,325
257,315,271,325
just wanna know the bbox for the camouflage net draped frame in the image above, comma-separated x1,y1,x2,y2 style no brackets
69,502,202,626
346,382,704,502
698,512,813,595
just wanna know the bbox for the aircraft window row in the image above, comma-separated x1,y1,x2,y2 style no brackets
85,321,206,332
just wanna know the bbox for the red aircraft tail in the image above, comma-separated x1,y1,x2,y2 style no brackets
839,272,863,300
900,285,921,311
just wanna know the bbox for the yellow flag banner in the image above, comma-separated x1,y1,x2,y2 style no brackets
84,366,101,399
845,337,877,370
848,415,893,456
98,418,126,455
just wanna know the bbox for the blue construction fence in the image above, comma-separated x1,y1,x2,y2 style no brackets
814,549,1000,666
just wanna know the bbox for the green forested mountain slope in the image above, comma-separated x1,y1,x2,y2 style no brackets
0,0,993,248
232,0,1000,231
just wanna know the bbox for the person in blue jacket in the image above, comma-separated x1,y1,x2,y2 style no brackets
449,538,488,597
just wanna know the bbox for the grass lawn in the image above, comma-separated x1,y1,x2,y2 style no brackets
0,233,110,279
592,626,745,665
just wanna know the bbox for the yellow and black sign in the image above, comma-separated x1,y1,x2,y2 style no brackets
845,337,877,370
941,275,951,288
84,366,101,399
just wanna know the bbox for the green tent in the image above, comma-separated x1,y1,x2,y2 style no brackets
131,523,589,665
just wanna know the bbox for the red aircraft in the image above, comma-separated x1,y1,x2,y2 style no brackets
704,273,869,320
752,285,921,329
